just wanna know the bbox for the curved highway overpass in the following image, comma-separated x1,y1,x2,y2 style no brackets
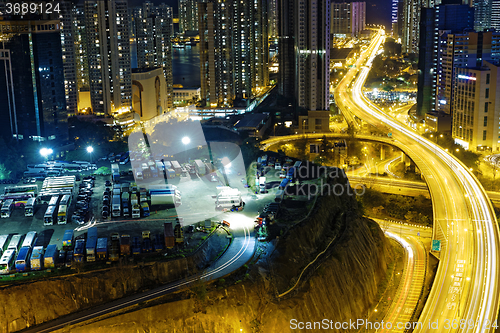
339,30,500,332
263,30,500,332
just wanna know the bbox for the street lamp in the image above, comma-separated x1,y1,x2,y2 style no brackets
182,136,190,163
40,148,53,161
86,146,94,163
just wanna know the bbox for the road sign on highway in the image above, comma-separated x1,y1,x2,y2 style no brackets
432,240,441,251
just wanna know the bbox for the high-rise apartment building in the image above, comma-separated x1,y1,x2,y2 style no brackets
416,4,474,116
278,0,330,112
491,0,500,30
452,61,500,151
268,0,278,38
72,4,89,93
84,0,132,115
59,1,78,116
179,0,199,33
0,20,68,142
198,0,269,108
473,0,492,31
132,2,174,110
401,0,421,53
331,2,366,38
437,31,500,114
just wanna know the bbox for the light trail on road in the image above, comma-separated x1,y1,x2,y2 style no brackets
337,29,500,333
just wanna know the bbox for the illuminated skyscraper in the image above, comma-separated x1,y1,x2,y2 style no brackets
131,2,173,110
452,61,500,151
416,4,475,116
473,0,492,31
0,20,68,141
179,0,199,33
84,0,131,115
278,0,330,112
402,0,421,53
331,2,366,38
198,0,269,108
491,0,500,30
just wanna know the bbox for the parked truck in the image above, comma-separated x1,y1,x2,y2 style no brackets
86,227,98,262
120,234,131,256
148,185,181,207
96,237,108,260
193,159,206,176
153,234,164,252
121,192,130,217
164,222,175,249
132,237,141,255
170,161,182,176
44,244,58,268
141,231,152,253
109,233,120,261
215,187,243,210
286,167,295,180
259,177,266,193
73,239,85,262
62,229,74,250
132,204,141,218
174,222,184,245
112,195,121,217
166,169,176,179
30,246,44,270
141,202,150,217
111,163,120,183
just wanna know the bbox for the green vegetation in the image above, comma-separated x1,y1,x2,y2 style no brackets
365,54,418,90
358,188,432,226
422,132,480,169
67,117,127,159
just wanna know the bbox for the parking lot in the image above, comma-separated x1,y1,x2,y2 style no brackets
0,154,259,256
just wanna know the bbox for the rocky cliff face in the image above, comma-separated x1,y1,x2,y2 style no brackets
54,173,392,333
1,234,221,333
58,216,390,333
4,170,392,333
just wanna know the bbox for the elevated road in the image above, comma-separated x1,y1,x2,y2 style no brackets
261,28,500,333
338,29,500,332
20,214,255,333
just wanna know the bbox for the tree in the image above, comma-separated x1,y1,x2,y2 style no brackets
295,137,309,160
0,163,12,180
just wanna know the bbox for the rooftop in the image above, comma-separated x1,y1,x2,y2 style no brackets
234,113,269,129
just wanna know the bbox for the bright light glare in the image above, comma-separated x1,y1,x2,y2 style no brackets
40,148,53,157
182,136,190,145
221,156,231,168
86,146,94,153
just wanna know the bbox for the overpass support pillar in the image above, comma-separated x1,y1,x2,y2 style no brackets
380,146,385,160
402,152,411,167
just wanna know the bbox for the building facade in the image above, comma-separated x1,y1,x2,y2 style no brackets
437,31,500,115
474,0,492,31
331,2,366,38
416,4,475,116
198,0,269,108
173,87,201,105
131,2,173,110
85,0,132,115
278,0,330,111
131,68,168,121
0,20,68,142
452,61,500,151
179,0,199,33
401,0,421,53
493,0,500,30
59,1,78,116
